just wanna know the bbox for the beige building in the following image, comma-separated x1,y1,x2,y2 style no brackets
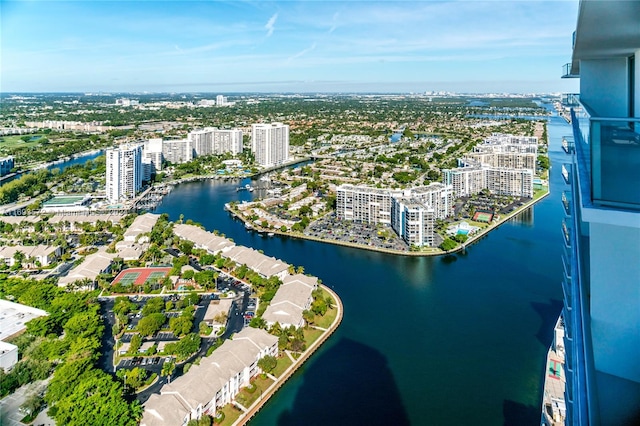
262,274,318,328
141,327,278,426
0,245,61,267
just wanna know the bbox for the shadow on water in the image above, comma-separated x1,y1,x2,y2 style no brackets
531,299,564,347
441,254,458,264
502,400,539,426
275,338,410,426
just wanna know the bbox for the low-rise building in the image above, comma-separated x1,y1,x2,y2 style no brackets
202,299,233,333
263,274,318,328
141,327,278,426
173,224,235,254
0,299,48,371
224,246,289,280
0,245,62,267
0,341,18,372
123,213,159,243
58,249,115,288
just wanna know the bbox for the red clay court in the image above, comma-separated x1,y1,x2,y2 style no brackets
473,211,494,223
112,267,171,286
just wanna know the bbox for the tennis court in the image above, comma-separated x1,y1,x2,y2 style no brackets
473,211,494,223
112,267,171,287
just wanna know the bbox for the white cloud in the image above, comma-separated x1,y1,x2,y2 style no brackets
265,13,278,37
288,43,317,62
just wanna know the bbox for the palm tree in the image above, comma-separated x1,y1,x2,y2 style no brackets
13,250,25,266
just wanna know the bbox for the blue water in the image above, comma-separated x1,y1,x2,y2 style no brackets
0,150,103,186
155,107,569,425
46,150,103,172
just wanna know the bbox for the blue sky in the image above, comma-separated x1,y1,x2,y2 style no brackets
1,1,581,93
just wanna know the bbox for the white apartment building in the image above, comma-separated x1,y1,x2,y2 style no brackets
464,151,537,170
337,183,452,247
391,198,436,247
106,144,143,203
442,164,486,197
336,185,403,225
410,182,454,219
472,143,538,154
552,2,640,425
216,95,227,106
142,138,164,174
443,158,534,198
485,167,533,198
189,128,243,156
483,133,538,146
251,123,290,167
162,139,192,164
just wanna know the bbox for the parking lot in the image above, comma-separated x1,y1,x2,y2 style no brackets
118,356,169,369
305,214,409,251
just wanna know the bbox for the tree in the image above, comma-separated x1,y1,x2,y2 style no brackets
169,316,193,336
439,238,457,251
257,355,277,374
179,240,194,255
302,309,315,325
161,359,176,378
311,298,327,316
141,297,165,316
137,313,165,337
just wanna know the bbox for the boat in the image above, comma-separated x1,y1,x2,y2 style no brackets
244,222,253,230
267,232,275,237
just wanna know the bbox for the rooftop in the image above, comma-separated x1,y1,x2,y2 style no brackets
0,299,48,341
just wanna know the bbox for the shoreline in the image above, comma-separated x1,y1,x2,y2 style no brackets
225,188,551,257
234,284,343,425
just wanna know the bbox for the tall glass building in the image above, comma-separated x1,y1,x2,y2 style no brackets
558,1,640,424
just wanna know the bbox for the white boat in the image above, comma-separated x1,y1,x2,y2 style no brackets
267,232,275,237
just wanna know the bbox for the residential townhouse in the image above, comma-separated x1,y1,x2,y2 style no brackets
141,327,278,426
262,274,318,328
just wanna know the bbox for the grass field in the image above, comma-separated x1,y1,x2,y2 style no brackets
216,404,242,426
0,134,45,149
272,355,293,378
303,328,324,348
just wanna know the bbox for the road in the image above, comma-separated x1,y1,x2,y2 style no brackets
0,379,53,426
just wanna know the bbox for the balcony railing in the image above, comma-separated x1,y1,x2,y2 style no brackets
562,191,572,217
562,93,580,107
562,63,578,79
571,105,640,210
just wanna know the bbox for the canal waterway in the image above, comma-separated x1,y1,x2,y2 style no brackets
0,150,104,186
155,108,570,425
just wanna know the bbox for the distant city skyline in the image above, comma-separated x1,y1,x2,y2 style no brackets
1,1,580,94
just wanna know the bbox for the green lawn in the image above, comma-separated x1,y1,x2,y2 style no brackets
303,327,324,348
534,187,549,200
313,306,337,329
313,289,338,329
234,375,273,408
0,134,45,150
216,404,243,425
272,354,293,377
